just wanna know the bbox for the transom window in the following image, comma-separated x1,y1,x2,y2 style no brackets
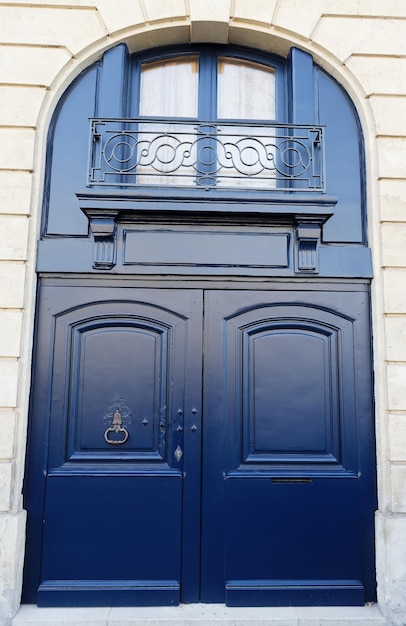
137,53,276,121
88,48,324,191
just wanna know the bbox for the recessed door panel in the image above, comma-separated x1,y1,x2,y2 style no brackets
224,477,363,606
40,474,183,606
57,318,169,460
244,326,338,461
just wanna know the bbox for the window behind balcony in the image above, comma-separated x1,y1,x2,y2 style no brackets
89,48,298,190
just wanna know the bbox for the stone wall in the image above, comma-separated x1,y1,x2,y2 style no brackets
0,1,405,623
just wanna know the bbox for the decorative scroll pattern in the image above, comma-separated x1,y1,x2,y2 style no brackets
102,394,132,431
88,119,325,191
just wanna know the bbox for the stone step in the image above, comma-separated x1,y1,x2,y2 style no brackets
12,604,386,626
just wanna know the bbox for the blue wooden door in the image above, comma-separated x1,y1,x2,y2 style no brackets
24,282,376,606
24,284,203,606
201,287,376,606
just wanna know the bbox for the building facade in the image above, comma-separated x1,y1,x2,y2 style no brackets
0,1,405,624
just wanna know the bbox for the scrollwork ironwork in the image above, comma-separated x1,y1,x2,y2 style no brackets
88,119,325,191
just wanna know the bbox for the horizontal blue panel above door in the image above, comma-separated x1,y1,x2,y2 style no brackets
36,237,372,277
123,229,289,268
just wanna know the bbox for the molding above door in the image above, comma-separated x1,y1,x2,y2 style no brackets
77,191,336,274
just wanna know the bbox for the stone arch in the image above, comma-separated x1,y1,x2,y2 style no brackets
30,12,379,249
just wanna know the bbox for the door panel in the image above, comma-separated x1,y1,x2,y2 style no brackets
202,288,376,605
41,474,182,605
50,308,173,463
24,286,203,606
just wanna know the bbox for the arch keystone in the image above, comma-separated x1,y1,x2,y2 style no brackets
190,0,231,43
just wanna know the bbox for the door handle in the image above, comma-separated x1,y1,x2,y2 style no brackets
104,410,129,445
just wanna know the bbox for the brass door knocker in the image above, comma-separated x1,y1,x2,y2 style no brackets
104,410,129,445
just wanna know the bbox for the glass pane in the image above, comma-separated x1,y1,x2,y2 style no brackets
140,56,199,118
217,57,275,120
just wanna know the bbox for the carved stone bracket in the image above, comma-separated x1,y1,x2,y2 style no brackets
295,220,323,273
85,209,119,270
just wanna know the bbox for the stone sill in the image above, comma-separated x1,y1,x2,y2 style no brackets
12,603,385,626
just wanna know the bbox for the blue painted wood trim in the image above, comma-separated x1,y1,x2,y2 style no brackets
288,48,315,124
97,44,129,118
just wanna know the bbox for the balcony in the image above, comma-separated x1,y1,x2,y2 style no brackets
76,118,335,274
87,118,325,193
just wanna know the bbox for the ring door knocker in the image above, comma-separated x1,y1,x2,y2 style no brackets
104,410,129,445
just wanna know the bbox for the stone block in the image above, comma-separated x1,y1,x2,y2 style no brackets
0,0,95,7
313,17,406,62
109,604,298,624
127,24,190,53
386,363,406,411
0,263,26,308
383,269,406,314
0,86,46,127
144,0,188,23
376,138,406,180
379,179,406,223
5,0,95,3
0,463,12,511
275,0,406,38
0,129,35,171
369,96,406,137
388,414,406,462
0,410,15,459
0,172,32,216
272,0,322,38
382,223,406,267
346,56,406,96
0,510,26,623
0,6,105,55
0,45,70,86
232,0,277,26
190,0,231,42
375,511,406,625
385,317,406,362
0,360,19,408
294,605,385,625
93,0,144,34
390,465,406,512
228,24,292,58
0,312,23,358
12,606,112,625
0,216,29,261
11,603,386,625
331,0,406,16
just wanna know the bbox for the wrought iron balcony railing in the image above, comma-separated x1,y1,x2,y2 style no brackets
87,118,325,192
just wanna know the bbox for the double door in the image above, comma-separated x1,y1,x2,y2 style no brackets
23,281,376,606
